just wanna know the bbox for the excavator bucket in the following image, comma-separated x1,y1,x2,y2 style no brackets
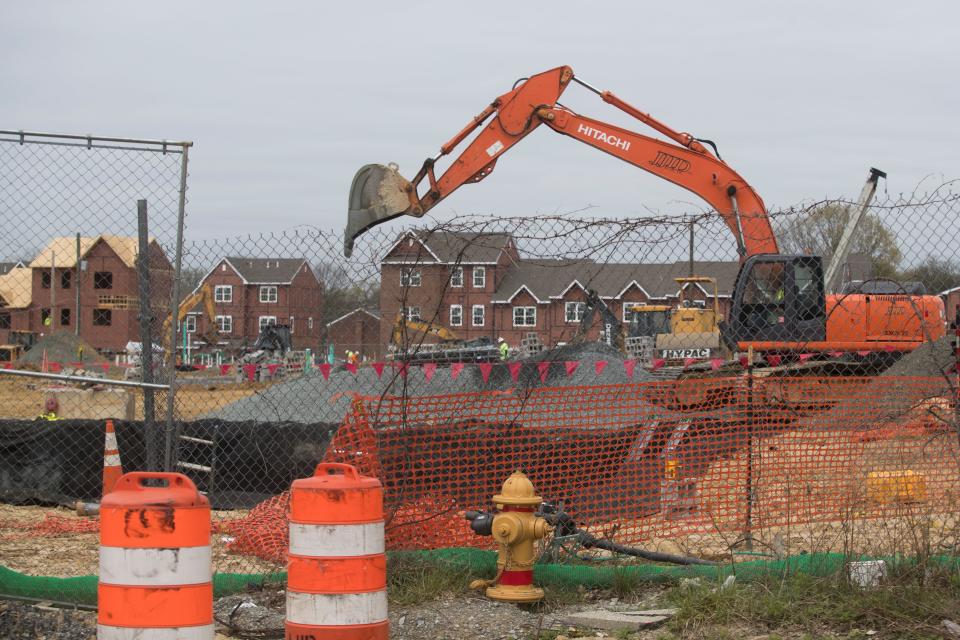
344,163,415,257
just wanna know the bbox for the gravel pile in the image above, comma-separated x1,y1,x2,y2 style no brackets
212,342,660,425
16,331,106,366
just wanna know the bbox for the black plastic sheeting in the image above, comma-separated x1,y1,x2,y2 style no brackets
0,419,338,509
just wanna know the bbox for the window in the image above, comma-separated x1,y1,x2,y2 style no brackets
472,266,486,288
513,306,536,327
183,315,197,333
289,316,295,334
450,266,463,287
221,263,227,272
0,312,10,329
94,271,113,289
308,317,314,330
214,285,232,303
60,308,71,326
623,304,640,323
259,285,278,303
471,304,485,327
60,271,72,289
449,304,463,326
216,315,233,333
402,306,421,321
400,268,422,287
40,272,51,289
40,308,51,325
93,309,112,326
259,316,277,332
565,301,585,323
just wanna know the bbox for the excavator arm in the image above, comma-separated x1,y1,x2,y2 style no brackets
161,283,220,352
345,65,777,258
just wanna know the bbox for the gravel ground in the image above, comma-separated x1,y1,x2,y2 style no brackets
0,601,95,640
210,585,669,640
211,342,659,424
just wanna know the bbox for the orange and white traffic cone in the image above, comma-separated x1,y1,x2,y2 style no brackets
102,420,123,496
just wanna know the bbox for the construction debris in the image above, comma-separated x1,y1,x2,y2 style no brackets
15,331,107,368
558,607,678,632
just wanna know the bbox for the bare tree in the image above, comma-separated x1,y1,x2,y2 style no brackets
776,204,902,278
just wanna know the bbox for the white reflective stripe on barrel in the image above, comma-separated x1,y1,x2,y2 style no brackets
97,623,215,639
288,522,384,557
104,431,118,449
103,453,121,466
99,546,212,586
286,590,388,626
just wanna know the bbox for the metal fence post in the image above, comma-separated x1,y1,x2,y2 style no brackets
164,143,190,471
137,199,157,471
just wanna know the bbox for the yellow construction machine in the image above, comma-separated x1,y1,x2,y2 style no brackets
654,276,723,362
160,283,220,353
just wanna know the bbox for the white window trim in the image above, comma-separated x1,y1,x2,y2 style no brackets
471,304,485,327
214,284,233,303
564,301,584,323
216,315,233,334
259,285,278,303
308,317,314,330
450,266,464,288
182,315,197,333
259,315,277,331
402,306,421,321
513,306,537,327
400,267,422,287
472,266,486,288
449,304,463,327
289,316,295,334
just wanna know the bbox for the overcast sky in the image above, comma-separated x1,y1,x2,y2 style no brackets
4,1,959,241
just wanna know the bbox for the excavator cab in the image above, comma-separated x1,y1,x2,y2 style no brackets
722,255,827,349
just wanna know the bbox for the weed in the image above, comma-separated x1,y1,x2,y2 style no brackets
665,568,960,639
610,566,642,598
387,553,489,606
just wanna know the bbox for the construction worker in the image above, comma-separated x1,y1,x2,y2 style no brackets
498,337,509,361
36,397,59,421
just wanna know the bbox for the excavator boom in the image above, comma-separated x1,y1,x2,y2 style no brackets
345,66,777,258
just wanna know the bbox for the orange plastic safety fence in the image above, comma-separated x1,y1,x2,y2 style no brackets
219,375,958,561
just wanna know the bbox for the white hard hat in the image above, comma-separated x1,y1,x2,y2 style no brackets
497,337,504,343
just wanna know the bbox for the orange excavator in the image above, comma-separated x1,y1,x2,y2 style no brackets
345,65,945,357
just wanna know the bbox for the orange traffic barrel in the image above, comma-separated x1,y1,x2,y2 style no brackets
98,472,212,639
286,463,387,640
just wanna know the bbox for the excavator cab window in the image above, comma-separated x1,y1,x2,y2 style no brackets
724,255,826,346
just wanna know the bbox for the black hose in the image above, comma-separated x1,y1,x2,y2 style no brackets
574,529,717,566
539,509,717,566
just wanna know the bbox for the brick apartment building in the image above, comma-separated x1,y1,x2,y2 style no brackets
380,231,739,351
0,265,31,345
2,236,173,353
325,307,382,360
191,257,323,350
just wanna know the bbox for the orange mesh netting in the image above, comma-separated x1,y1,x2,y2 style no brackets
221,375,959,560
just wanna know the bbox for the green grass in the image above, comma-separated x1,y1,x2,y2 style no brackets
664,564,960,639
387,552,492,606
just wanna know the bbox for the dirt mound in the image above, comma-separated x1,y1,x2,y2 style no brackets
16,332,106,366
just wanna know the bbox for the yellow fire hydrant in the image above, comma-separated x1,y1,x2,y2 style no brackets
466,471,552,603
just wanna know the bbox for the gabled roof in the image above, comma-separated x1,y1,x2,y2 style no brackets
0,266,32,308
0,261,24,276
30,235,163,269
383,231,515,264
222,257,317,285
491,259,739,303
326,307,381,327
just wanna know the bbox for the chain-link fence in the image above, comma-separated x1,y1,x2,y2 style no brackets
1,133,958,603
